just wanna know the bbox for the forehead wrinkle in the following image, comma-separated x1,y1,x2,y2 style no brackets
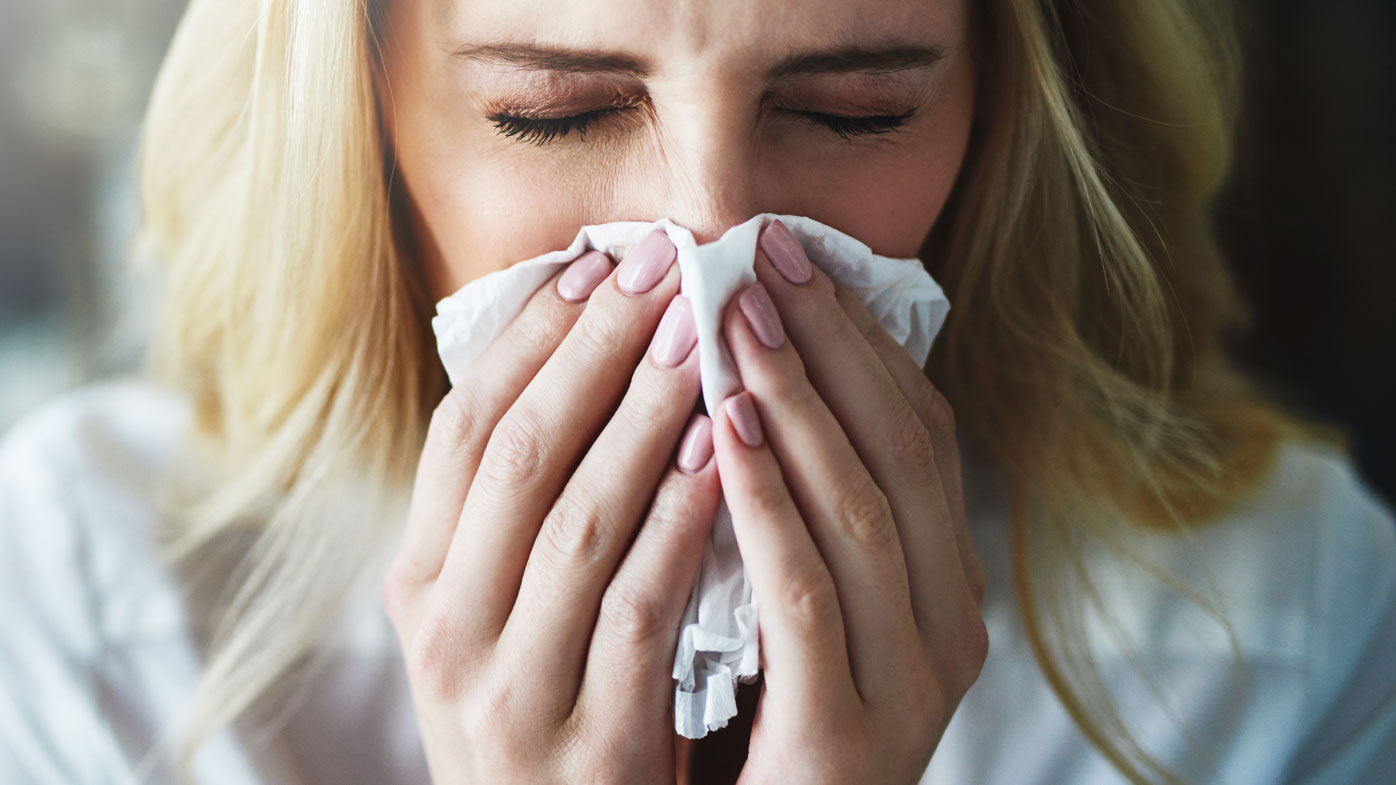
437,0,956,83
632,0,769,74
667,0,707,49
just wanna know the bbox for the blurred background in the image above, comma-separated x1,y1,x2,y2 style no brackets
0,1,1392,504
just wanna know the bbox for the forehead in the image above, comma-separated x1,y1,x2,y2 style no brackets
433,0,965,71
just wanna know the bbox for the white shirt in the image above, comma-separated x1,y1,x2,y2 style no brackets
1,379,1393,784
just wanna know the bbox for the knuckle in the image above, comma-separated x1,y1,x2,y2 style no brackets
887,403,935,478
835,293,883,349
469,678,570,760
906,654,943,709
478,414,548,490
540,493,611,567
645,477,694,535
967,564,988,609
518,293,577,354
426,388,482,454
572,299,630,360
781,564,841,629
905,377,937,428
831,280,870,329
906,672,947,744
464,676,524,740
405,612,473,700
957,611,990,688
833,473,896,549
478,680,518,727
925,385,957,436
807,264,840,302
598,584,669,647
813,290,862,346
883,649,946,737
380,562,415,629
749,355,818,410
744,474,793,522
932,605,988,702
621,368,680,433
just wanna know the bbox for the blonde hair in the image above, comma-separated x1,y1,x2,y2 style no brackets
137,0,435,776
136,0,1288,782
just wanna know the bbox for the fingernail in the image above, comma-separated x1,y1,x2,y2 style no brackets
759,219,812,285
617,230,677,294
651,295,697,368
677,414,714,473
724,392,764,448
737,282,785,350
556,250,613,302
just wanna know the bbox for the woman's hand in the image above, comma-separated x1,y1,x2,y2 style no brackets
382,231,723,784
707,220,989,785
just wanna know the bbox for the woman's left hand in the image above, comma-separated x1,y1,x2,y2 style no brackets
707,219,988,785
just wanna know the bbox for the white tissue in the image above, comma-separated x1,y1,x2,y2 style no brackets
432,213,949,739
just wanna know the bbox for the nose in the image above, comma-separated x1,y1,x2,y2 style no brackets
667,178,762,245
628,95,767,245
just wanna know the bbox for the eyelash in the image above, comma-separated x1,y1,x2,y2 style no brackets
489,108,619,145
487,107,916,146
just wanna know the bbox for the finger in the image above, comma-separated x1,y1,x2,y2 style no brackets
431,231,679,645
721,284,923,704
710,391,860,725
576,414,721,730
500,295,703,703
386,252,612,626
752,221,980,627
828,275,985,605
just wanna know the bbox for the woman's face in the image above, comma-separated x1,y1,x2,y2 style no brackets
377,0,976,301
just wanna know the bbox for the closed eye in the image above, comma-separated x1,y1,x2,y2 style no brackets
487,107,623,145
486,106,916,146
791,108,916,141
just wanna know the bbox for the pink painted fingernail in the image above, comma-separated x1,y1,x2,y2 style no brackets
724,392,764,448
556,250,614,302
651,295,697,368
677,414,714,473
758,219,812,285
617,230,677,294
737,282,785,350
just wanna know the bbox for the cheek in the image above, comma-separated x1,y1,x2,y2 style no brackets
425,159,601,289
394,100,605,297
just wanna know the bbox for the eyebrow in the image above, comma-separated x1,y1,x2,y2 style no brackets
449,42,946,81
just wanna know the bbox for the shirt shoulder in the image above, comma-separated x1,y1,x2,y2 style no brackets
945,438,1396,785
1103,440,1396,783
1211,441,1395,659
1056,440,1395,661
0,382,279,783
0,380,199,781
0,377,192,493
0,378,195,644
1237,443,1396,783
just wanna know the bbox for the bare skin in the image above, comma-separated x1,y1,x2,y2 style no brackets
376,0,987,782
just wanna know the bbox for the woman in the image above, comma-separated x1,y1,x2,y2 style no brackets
1,0,1392,783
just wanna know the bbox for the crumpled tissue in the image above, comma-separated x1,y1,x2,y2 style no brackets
432,213,950,739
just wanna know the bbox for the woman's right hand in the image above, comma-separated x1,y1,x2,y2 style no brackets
382,230,721,784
